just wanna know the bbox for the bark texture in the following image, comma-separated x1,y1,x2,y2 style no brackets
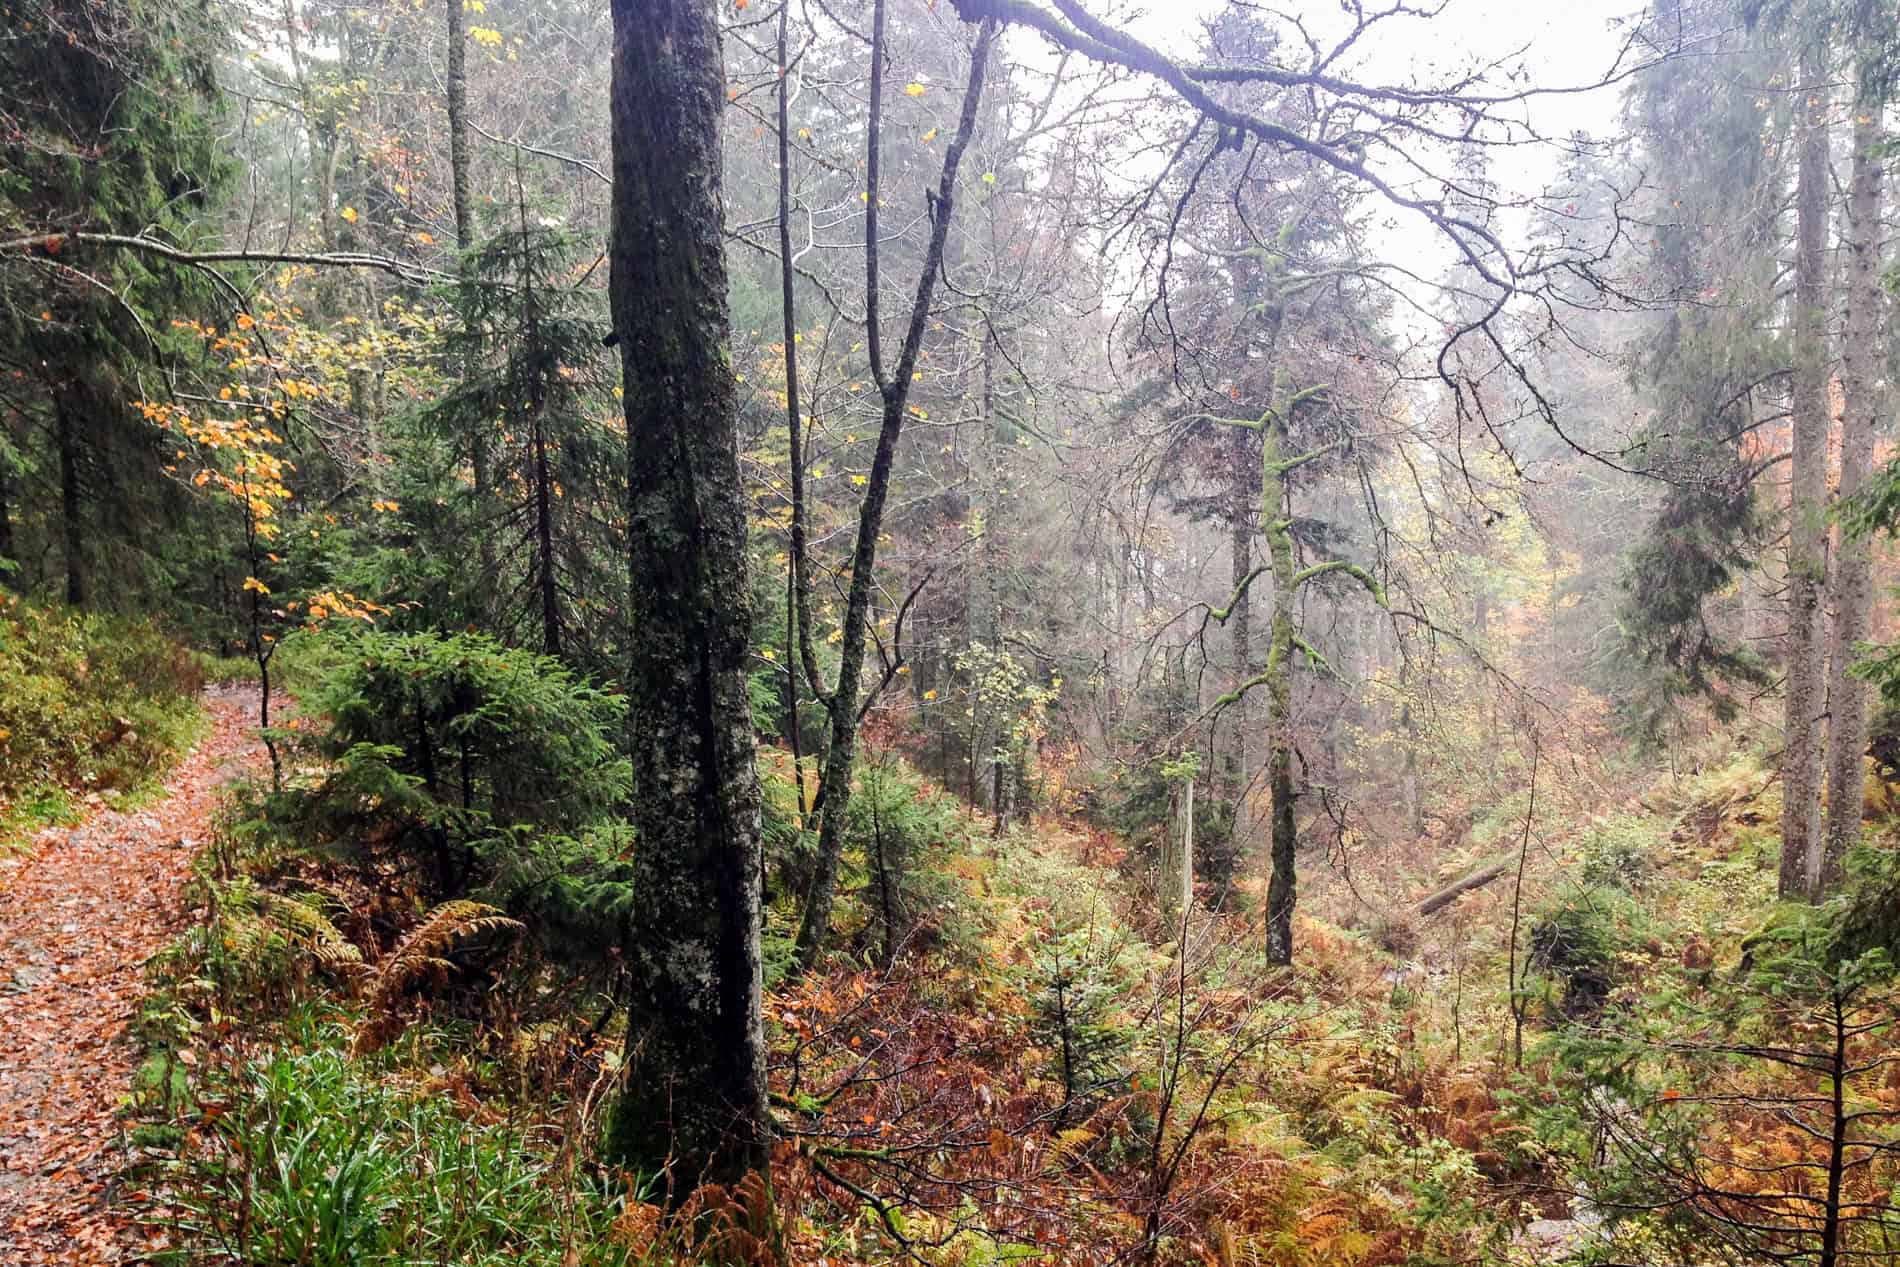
1819,106,1883,895
1779,47,1828,902
604,0,769,1190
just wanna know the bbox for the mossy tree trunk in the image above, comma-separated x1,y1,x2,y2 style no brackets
604,0,769,1192
1260,403,1299,966
1224,287,1282,864
1211,366,1382,967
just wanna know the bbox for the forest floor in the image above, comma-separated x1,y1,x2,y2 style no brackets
0,685,263,1264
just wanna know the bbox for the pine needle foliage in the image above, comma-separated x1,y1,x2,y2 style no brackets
271,627,630,909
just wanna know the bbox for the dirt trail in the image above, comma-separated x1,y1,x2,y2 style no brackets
0,685,265,1264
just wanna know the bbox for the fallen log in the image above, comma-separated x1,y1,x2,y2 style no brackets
1414,861,1509,916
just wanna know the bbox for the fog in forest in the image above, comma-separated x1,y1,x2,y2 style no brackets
5,0,1900,1263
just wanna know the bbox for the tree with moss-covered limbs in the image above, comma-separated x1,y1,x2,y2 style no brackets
1200,368,1386,967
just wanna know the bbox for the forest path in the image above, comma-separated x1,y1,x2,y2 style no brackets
0,685,265,1264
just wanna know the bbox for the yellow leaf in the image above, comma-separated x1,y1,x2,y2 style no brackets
339,205,359,223
923,689,938,701
904,81,926,97
920,127,938,143
850,474,868,487
981,171,995,184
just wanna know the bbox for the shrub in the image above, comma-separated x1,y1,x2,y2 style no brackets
0,593,203,829
1028,923,1140,1129
847,758,962,965
265,628,629,901
1527,883,1652,1021
1578,816,1654,892
1814,847,1900,970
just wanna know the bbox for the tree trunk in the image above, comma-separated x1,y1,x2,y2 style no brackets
791,9,997,972
974,328,1002,651
56,389,85,607
1226,275,1282,856
1227,434,1255,841
515,174,562,659
1819,105,1882,896
530,403,560,656
1819,991,1849,1267
445,0,494,603
1162,773,1194,931
0,453,16,587
1414,861,1508,917
1780,45,1829,902
603,0,768,1192
445,0,474,251
1398,662,1422,836
775,0,809,822
1262,375,1298,967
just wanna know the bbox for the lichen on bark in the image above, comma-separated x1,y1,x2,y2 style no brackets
602,0,769,1192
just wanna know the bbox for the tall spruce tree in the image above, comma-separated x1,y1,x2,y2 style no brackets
0,0,229,610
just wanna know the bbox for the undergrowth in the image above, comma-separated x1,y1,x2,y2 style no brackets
121,628,1580,1267
140,1010,639,1266
0,592,207,849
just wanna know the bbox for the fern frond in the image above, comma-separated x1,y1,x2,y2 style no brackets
257,890,364,972
353,900,523,1055
1045,1126,1098,1173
